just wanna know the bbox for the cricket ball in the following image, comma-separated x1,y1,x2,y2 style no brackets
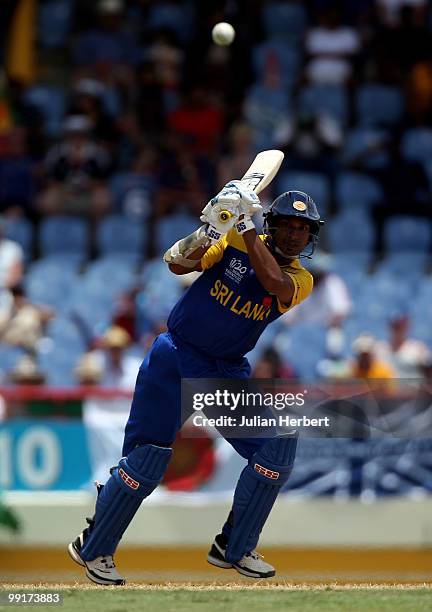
212,22,236,46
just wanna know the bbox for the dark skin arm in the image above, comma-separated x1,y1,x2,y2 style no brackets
242,229,295,305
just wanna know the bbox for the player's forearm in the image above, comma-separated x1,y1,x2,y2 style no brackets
242,230,287,293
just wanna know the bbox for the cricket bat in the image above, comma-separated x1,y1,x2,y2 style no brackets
218,150,284,222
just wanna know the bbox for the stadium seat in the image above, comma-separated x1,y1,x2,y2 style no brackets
0,346,27,373
46,316,87,354
39,216,88,260
343,128,390,169
154,212,197,255
298,85,348,124
97,215,146,258
37,345,79,386
24,86,66,137
335,171,383,211
4,217,33,260
25,258,80,310
109,172,154,219
383,216,432,253
375,254,428,278
276,171,330,217
401,128,432,164
274,323,327,380
263,1,307,41
82,257,137,301
326,212,374,254
356,84,404,127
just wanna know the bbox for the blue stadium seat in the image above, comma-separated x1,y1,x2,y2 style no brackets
37,345,79,386
24,86,66,137
274,323,327,379
343,128,390,169
244,84,292,150
375,253,428,278
4,218,33,260
335,171,383,210
25,258,80,310
401,128,432,163
97,215,146,258
0,346,27,373
384,216,432,253
253,41,302,88
298,85,348,124
326,212,374,254
356,84,404,127
263,1,307,41
82,257,137,300
37,0,72,48
154,212,197,255
39,216,88,260
46,316,87,354
276,171,330,217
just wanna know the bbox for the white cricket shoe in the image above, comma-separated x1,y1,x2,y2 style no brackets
207,534,275,579
68,521,125,586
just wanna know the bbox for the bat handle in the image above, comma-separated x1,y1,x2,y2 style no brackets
218,210,234,223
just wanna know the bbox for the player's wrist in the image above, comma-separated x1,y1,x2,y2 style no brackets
235,215,255,235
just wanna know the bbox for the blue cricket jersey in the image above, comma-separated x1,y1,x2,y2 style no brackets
167,229,313,359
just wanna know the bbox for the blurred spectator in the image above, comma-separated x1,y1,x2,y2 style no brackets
8,354,46,385
283,253,352,328
37,115,112,218
144,29,184,107
0,218,24,293
406,58,432,124
365,132,431,253
349,333,395,379
0,285,54,354
276,111,343,177
252,346,296,379
76,326,141,483
376,0,428,27
70,78,120,146
217,121,255,189
72,0,139,70
0,127,37,218
155,131,214,216
135,60,165,137
375,315,431,378
167,85,224,155
304,3,361,84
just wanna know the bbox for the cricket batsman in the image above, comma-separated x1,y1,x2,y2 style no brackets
68,182,324,585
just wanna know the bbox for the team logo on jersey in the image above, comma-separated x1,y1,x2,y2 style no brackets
293,201,307,211
254,463,279,479
225,257,247,283
119,468,139,490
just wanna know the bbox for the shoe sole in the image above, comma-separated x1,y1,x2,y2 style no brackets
232,563,276,579
207,553,232,569
67,542,125,586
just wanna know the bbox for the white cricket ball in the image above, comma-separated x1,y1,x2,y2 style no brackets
212,22,235,46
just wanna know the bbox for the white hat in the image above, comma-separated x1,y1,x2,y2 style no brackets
352,333,376,355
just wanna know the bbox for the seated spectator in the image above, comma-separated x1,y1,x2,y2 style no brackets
375,315,431,378
8,354,46,385
276,111,343,177
252,347,296,379
75,326,141,484
70,78,120,146
0,285,54,354
283,253,352,328
305,3,361,85
0,127,36,218
0,218,24,293
349,333,395,380
167,85,224,155
72,0,139,70
37,115,112,218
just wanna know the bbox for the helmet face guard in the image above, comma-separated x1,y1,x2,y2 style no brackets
263,190,324,259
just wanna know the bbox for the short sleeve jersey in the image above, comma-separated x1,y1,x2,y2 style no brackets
167,229,313,359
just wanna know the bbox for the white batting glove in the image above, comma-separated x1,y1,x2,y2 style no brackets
218,181,262,217
200,199,239,236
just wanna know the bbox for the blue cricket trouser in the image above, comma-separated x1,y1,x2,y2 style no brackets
122,331,266,461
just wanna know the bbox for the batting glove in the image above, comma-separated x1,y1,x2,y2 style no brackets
218,181,262,217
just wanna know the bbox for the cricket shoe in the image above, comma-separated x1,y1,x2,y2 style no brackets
207,533,275,579
68,518,125,586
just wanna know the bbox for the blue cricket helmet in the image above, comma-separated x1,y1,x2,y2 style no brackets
263,190,324,237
